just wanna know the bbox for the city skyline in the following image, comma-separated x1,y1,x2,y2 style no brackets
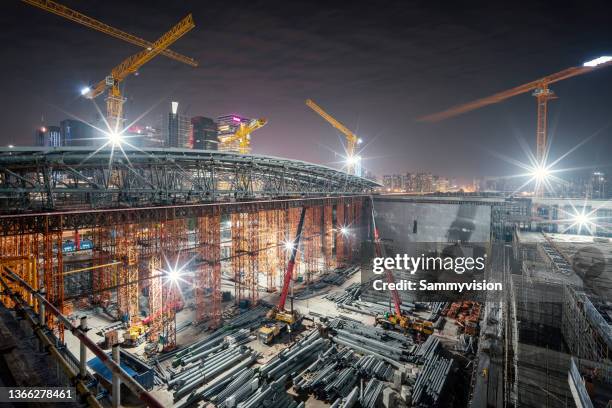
2,1,612,178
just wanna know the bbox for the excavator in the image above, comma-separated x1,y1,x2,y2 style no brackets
258,207,307,344
370,199,433,335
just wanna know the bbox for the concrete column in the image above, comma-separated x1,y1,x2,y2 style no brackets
112,344,121,408
79,316,87,378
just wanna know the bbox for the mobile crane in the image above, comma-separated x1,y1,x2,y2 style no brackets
370,199,433,335
258,207,307,344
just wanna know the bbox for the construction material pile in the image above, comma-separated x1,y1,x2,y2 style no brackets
328,317,416,365
260,330,327,380
444,301,481,335
294,266,360,300
411,336,454,407
325,283,416,317
293,343,394,402
170,345,258,403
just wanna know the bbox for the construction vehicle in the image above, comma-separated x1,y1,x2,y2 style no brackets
419,56,612,196
259,207,307,343
306,99,362,175
258,323,283,345
218,118,268,154
370,198,433,336
123,322,147,347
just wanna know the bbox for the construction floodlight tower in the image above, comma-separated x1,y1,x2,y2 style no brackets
419,56,612,196
82,15,195,134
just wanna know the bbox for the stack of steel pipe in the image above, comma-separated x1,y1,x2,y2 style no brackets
411,349,453,406
260,331,326,380
225,329,251,346
321,367,358,399
173,347,257,401
330,385,359,408
237,374,298,408
212,368,257,407
176,359,258,408
354,355,394,381
414,335,440,363
359,378,384,408
172,329,230,367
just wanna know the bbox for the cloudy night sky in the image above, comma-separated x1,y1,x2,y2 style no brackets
1,0,612,180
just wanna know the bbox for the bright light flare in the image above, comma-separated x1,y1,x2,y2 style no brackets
340,226,350,236
80,86,91,96
345,155,360,166
167,269,181,282
283,240,295,251
583,56,612,67
530,164,551,182
108,131,124,146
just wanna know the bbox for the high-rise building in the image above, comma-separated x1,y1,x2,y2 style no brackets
191,116,218,150
415,172,433,193
217,114,250,152
162,102,190,148
589,171,607,199
35,125,61,147
60,119,94,146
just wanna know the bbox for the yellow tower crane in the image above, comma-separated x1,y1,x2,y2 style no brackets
219,118,268,154
22,0,198,67
306,99,362,175
81,14,195,133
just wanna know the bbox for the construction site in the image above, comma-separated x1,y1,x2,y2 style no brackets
1,1,612,408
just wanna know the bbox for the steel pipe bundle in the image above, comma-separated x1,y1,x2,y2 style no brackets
359,378,384,408
237,374,298,408
173,348,257,401
411,351,453,406
176,358,258,408
260,331,325,380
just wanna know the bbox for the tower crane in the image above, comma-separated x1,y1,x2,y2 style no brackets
82,14,195,133
219,118,268,154
22,0,198,67
306,99,362,175
419,56,612,169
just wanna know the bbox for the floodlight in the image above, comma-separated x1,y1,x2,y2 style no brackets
80,86,91,96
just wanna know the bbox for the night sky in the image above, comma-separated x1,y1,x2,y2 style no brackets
2,0,612,180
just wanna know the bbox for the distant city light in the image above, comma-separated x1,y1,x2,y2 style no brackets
7,145,14,148
80,86,91,96
583,56,612,67
232,116,241,122
40,126,47,132
171,101,179,115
